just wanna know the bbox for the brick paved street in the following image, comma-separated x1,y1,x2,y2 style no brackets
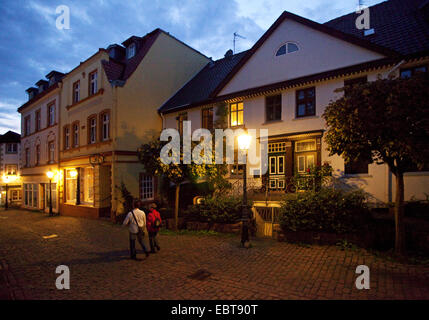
1,208,429,300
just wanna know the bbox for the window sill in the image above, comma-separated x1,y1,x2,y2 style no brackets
230,125,245,129
262,120,283,125
293,116,319,121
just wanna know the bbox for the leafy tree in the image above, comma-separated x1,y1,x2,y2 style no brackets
138,134,230,230
323,72,429,255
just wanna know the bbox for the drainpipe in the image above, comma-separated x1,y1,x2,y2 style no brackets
386,60,405,78
111,84,118,221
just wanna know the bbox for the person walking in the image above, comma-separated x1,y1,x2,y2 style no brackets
123,199,150,260
146,203,162,253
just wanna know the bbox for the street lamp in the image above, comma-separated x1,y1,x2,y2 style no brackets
46,170,54,216
238,133,251,247
2,175,10,210
2,175,17,211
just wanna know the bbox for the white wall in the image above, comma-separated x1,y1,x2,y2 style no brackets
220,18,384,96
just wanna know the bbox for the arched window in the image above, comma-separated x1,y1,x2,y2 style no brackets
276,42,299,56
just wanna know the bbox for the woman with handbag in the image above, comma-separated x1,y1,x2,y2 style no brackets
123,199,150,260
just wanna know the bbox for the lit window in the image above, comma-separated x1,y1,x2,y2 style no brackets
6,165,17,175
127,43,136,59
66,169,77,203
295,140,316,152
140,175,154,200
276,42,299,56
82,167,94,204
230,102,244,127
89,71,98,95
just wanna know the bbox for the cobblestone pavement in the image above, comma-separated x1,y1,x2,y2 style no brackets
1,208,429,300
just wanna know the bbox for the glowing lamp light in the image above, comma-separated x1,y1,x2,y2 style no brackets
2,175,17,184
238,133,251,151
69,169,78,178
46,170,54,179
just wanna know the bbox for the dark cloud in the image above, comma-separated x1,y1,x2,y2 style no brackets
0,0,384,134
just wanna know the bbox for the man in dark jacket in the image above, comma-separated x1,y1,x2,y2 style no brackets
146,203,162,253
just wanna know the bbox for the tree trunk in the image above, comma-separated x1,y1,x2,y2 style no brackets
174,184,180,231
394,172,406,256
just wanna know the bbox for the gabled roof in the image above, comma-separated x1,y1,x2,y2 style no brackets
325,0,429,55
210,9,401,98
0,131,20,143
158,50,248,113
102,29,162,83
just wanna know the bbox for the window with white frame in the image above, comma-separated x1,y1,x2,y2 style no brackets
73,81,80,103
23,184,38,208
101,112,110,141
276,42,299,56
140,175,154,200
73,123,79,147
89,71,98,95
127,43,136,59
6,143,17,153
64,126,70,149
48,103,55,126
89,117,97,144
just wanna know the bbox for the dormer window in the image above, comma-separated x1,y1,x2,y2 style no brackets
276,42,299,56
126,43,136,59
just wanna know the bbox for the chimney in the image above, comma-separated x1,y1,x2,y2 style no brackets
224,49,233,58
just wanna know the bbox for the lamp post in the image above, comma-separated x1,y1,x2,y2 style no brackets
2,175,9,210
238,133,251,247
46,170,54,216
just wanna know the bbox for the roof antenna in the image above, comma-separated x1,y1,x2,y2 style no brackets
233,32,246,54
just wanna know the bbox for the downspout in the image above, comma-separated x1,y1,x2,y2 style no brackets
386,60,405,78
111,83,119,221
58,82,62,214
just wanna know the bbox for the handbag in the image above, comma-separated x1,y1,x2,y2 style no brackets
131,210,145,236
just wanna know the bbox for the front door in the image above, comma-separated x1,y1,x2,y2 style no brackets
267,142,287,191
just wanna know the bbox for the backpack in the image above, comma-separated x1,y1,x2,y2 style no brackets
154,216,161,229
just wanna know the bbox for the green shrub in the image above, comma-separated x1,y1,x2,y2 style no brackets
279,187,371,234
184,196,244,224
